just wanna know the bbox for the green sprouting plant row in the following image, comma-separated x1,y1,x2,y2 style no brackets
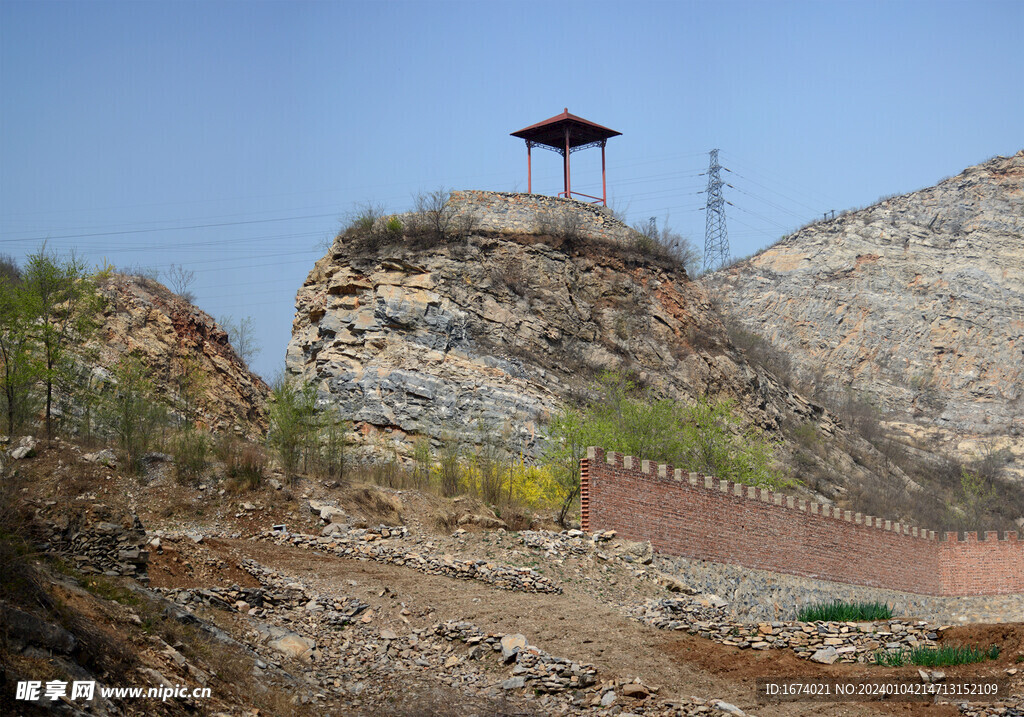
872,644,1000,667
797,600,893,622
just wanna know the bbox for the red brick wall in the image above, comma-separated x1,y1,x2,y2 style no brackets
581,447,1022,596
940,532,1024,595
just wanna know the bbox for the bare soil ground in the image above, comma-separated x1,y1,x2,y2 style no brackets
9,440,1024,716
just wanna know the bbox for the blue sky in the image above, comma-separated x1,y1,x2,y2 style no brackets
2,0,1021,380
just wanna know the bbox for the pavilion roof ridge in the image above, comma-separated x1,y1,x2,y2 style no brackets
511,108,621,139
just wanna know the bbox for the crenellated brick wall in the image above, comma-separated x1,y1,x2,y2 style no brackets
940,532,1024,595
581,447,1023,596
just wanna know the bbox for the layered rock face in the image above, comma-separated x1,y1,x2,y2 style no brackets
705,151,1024,473
286,192,845,464
93,274,269,436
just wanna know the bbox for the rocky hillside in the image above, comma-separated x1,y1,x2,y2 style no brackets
288,194,809,447
705,151,1024,479
92,273,269,436
285,191,917,508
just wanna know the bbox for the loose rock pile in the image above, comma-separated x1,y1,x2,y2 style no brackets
959,699,1024,717
255,525,562,594
433,620,597,693
520,528,617,556
153,580,371,629
521,527,658,572
638,597,942,664
37,502,150,582
520,528,618,558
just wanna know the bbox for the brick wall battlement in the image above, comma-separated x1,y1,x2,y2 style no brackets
581,446,1024,596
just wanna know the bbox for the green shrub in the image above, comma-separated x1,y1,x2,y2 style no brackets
101,356,169,473
543,372,790,528
628,217,700,274
409,188,477,245
439,434,461,497
346,203,384,234
873,644,999,667
412,436,432,489
266,374,318,482
173,428,209,484
872,649,908,667
547,372,789,490
220,437,266,490
310,410,349,482
797,600,892,622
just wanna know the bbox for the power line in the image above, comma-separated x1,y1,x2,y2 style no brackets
726,183,809,223
725,168,824,217
727,201,793,233
0,212,341,245
718,152,845,208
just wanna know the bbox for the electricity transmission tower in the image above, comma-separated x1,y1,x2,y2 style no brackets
702,149,730,273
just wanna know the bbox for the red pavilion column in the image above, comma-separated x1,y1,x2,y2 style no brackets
527,142,532,194
563,126,571,198
601,141,607,205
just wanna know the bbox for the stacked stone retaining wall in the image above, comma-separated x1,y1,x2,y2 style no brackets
448,190,635,244
581,446,1023,597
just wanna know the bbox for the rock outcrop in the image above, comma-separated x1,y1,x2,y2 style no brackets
705,151,1024,476
285,191,906,504
287,193,829,452
92,273,269,436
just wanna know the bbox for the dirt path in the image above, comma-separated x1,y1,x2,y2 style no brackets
224,539,961,717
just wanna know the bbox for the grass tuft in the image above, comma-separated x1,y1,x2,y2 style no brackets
797,600,893,622
873,644,1000,667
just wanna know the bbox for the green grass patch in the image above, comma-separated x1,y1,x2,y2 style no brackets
873,644,1000,667
81,575,142,607
797,600,893,622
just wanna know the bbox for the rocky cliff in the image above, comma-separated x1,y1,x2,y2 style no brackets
705,151,1024,478
285,191,908,505
92,273,269,436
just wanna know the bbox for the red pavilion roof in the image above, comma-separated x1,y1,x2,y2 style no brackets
511,108,621,151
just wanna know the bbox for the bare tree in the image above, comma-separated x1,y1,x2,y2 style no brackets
165,264,196,303
630,216,700,275
219,314,261,368
411,188,477,244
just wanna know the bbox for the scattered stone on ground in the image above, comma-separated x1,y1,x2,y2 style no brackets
255,525,562,594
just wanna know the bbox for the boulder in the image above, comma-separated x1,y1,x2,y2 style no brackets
10,436,38,459
500,633,527,663
268,633,317,662
655,572,692,593
618,539,654,565
810,646,839,664
84,448,117,467
321,506,347,524
2,606,77,653
621,683,649,699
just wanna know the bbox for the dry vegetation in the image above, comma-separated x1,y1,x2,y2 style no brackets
717,309,1024,534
